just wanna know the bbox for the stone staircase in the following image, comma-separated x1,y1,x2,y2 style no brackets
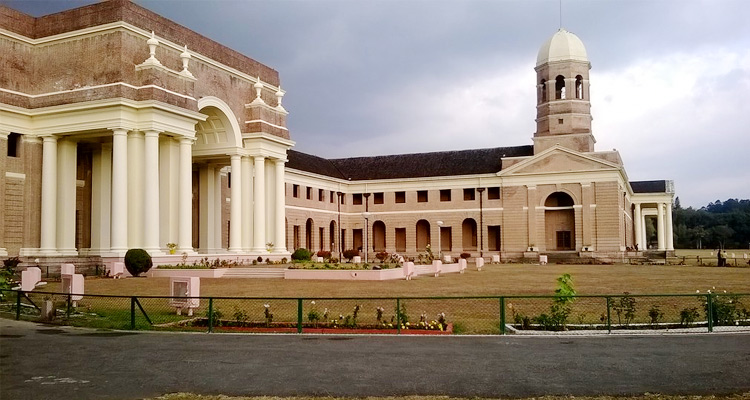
221,268,286,278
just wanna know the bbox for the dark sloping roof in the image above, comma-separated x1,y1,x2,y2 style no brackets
631,180,667,193
287,146,534,181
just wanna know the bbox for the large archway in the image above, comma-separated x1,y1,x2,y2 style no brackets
305,218,314,250
416,219,431,251
544,192,575,250
462,218,477,251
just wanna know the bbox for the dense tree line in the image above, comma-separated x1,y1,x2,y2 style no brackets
672,198,750,249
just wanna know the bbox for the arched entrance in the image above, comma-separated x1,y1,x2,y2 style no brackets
462,218,477,251
305,218,314,250
329,220,336,252
373,220,386,252
544,192,575,250
416,219,431,250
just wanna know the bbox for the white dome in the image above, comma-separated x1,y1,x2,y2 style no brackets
536,29,588,66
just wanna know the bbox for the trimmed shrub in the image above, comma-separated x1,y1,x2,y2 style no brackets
375,251,389,261
291,248,312,261
316,250,332,260
342,249,359,262
460,252,471,259
124,249,153,277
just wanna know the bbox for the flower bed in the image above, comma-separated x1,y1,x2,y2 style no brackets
181,319,453,334
285,267,405,280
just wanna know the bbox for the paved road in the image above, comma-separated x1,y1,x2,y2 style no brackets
2,319,749,400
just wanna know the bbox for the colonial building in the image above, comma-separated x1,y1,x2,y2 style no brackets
0,0,674,264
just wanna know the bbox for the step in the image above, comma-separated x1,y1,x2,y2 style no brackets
221,268,286,278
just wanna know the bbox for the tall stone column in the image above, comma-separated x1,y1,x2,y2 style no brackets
198,165,215,253
657,203,666,251
177,137,193,252
143,130,161,253
526,186,537,250
241,156,253,251
633,202,642,249
666,202,674,251
229,155,242,252
213,167,223,251
56,138,77,255
127,131,145,248
252,156,266,251
110,129,128,253
90,143,112,254
39,135,58,254
274,159,287,253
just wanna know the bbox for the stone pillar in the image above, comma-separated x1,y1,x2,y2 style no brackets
198,165,215,253
110,129,128,253
127,131,145,248
56,138,77,255
581,183,592,248
252,156,266,251
657,203,666,251
39,135,58,254
90,143,112,254
666,202,674,251
143,130,161,253
229,155,242,252
633,202,642,249
564,78,576,99
159,137,179,248
274,159,287,253
213,168,223,251
526,186,537,249
241,157,253,251
177,137,193,252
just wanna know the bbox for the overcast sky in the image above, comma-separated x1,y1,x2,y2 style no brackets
5,0,749,208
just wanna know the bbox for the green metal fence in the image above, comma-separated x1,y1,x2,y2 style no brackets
1,289,748,335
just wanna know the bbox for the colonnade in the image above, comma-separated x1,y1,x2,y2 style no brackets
36,128,287,257
633,202,674,251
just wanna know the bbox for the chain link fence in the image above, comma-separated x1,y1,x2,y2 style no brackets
1,289,748,335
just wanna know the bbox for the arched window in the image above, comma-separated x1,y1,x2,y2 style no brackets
545,192,575,207
373,221,386,252
555,75,566,100
462,218,478,250
416,220,431,250
575,75,583,99
540,79,547,103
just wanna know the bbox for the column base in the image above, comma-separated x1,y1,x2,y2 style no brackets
177,248,198,256
57,248,79,257
144,249,165,256
20,248,60,257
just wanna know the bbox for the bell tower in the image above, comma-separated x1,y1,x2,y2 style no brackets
534,29,594,154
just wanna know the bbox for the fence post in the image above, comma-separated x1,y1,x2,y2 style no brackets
130,296,136,330
707,294,713,333
15,291,21,320
499,297,506,335
606,296,611,334
297,298,303,334
208,297,214,333
66,294,72,318
396,298,401,335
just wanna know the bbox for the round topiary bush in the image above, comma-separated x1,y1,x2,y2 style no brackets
291,248,312,261
124,249,153,277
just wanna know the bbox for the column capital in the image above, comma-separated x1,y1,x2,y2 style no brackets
41,134,59,143
143,130,161,138
179,136,196,145
109,128,129,136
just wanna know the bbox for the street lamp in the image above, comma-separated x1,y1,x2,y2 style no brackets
362,211,372,263
436,220,444,261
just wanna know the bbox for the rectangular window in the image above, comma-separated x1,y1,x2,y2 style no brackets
330,191,335,203
293,184,299,198
374,192,384,204
556,231,572,250
340,194,346,205
439,189,451,202
395,228,406,252
227,172,231,188
306,187,312,200
319,189,324,201
463,188,475,201
417,190,428,203
341,229,346,250
395,191,406,203
488,226,501,251
293,225,300,249
353,193,363,205
319,227,325,250
7,133,20,157
488,187,500,200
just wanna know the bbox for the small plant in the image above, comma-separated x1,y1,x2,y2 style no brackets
124,249,153,277
699,289,742,326
316,250,332,261
342,249,359,262
257,256,263,263
0,257,20,292
375,251,388,262
459,252,470,259
648,305,663,327
610,293,637,326
281,257,288,264
166,243,178,254
307,301,320,326
266,242,274,253
376,306,385,323
680,307,700,327
291,248,312,261
263,304,273,326
232,307,249,324
395,301,409,324
207,308,223,327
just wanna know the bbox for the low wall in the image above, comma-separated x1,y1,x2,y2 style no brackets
285,268,405,280
147,268,227,278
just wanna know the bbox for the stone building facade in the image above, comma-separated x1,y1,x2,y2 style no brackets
0,1,674,264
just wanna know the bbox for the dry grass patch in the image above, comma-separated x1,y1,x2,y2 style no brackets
149,394,750,400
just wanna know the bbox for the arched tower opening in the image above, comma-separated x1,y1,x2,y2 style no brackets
544,192,576,251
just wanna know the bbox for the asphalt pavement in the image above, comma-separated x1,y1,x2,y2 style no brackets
1,318,749,400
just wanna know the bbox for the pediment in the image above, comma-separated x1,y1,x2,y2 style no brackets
500,146,620,176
